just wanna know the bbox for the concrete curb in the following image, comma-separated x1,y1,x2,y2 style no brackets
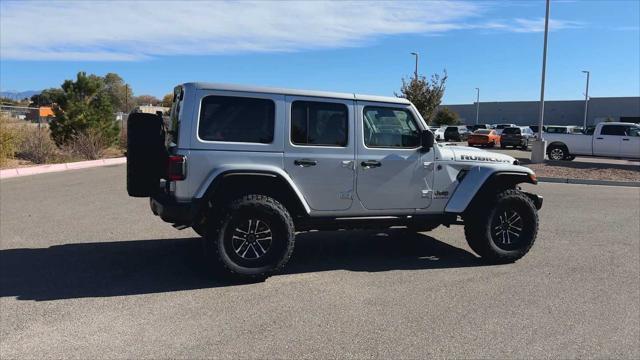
538,176,640,187
0,157,126,179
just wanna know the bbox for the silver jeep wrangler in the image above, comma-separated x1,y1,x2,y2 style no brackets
127,83,542,279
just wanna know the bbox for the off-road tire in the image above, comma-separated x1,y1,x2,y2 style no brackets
204,194,295,279
464,189,538,263
547,144,568,161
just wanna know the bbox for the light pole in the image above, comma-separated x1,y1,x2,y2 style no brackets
531,0,550,163
410,52,418,80
582,70,590,128
475,88,480,125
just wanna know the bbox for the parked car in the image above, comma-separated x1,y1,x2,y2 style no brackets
494,123,517,135
433,127,446,141
467,129,500,148
545,122,640,160
126,82,542,278
444,126,471,141
500,126,535,150
468,124,491,132
529,125,547,134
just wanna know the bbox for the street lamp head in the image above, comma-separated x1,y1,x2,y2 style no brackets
582,70,589,74
410,52,418,56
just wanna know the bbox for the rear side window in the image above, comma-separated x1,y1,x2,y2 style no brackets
363,107,420,148
291,101,348,146
601,125,629,136
198,95,275,143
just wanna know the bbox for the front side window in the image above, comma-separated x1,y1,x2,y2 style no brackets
198,95,275,143
601,125,628,136
627,127,640,137
291,101,348,146
363,107,420,148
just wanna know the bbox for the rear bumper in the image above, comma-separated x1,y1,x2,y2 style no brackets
501,138,526,145
150,194,200,225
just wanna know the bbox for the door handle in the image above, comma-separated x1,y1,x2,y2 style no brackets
596,137,604,140
622,138,630,141
361,160,381,168
294,159,317,167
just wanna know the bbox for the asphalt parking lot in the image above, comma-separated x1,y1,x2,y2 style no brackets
1,165,639,359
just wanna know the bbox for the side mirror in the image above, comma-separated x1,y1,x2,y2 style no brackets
420,130,434,152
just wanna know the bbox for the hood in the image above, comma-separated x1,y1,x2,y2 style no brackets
447,146,517,165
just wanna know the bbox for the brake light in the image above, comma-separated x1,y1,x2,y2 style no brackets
167,155,186,181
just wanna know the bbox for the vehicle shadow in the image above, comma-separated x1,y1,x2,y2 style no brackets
0,231,487,301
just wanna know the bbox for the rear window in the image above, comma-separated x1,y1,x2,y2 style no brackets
198,95,275,143
496,124,512,129
502,127,521,134
475,129,492,134
168,86,183,146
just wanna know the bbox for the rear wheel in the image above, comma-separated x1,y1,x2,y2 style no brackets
547,145,568,161
464,189,538,263
204,194,295,279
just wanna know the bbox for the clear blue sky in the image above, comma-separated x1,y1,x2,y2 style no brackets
1,0,638,104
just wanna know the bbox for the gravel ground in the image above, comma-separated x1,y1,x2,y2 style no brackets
525,161,640,181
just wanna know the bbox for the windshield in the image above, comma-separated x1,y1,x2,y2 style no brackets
496,124,512,129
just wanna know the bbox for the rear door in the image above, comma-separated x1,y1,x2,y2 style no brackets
594,125,624,156
284,97,355,211
355,102,434,210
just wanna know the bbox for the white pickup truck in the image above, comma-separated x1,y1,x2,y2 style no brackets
544,122,640,160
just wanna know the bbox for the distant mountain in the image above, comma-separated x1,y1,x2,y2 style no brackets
0,90,41,101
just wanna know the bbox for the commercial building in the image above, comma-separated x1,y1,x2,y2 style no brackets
441,96,640,126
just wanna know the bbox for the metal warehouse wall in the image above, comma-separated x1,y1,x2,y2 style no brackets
440,97,640,126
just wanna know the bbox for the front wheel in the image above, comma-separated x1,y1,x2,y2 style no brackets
204,194,295,279
464,189,538,263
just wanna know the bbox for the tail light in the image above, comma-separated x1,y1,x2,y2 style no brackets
166,155,186,181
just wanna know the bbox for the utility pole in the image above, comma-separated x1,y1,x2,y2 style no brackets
475,88,480,125
410,52,419,80
582,70,590,128
531,0,550,163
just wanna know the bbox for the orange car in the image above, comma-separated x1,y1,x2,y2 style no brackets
467,129,500,147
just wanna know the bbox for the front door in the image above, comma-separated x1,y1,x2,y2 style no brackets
284,96,355,211
355,102,434,210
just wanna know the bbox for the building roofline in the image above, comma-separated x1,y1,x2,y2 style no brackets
184,82,411,104
442,96,640,107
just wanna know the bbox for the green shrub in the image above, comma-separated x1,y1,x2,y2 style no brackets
0,117,24,166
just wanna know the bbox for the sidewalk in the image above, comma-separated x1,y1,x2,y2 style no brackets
0,157,126,179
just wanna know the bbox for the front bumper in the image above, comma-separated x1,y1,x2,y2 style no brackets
150,194,200,225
